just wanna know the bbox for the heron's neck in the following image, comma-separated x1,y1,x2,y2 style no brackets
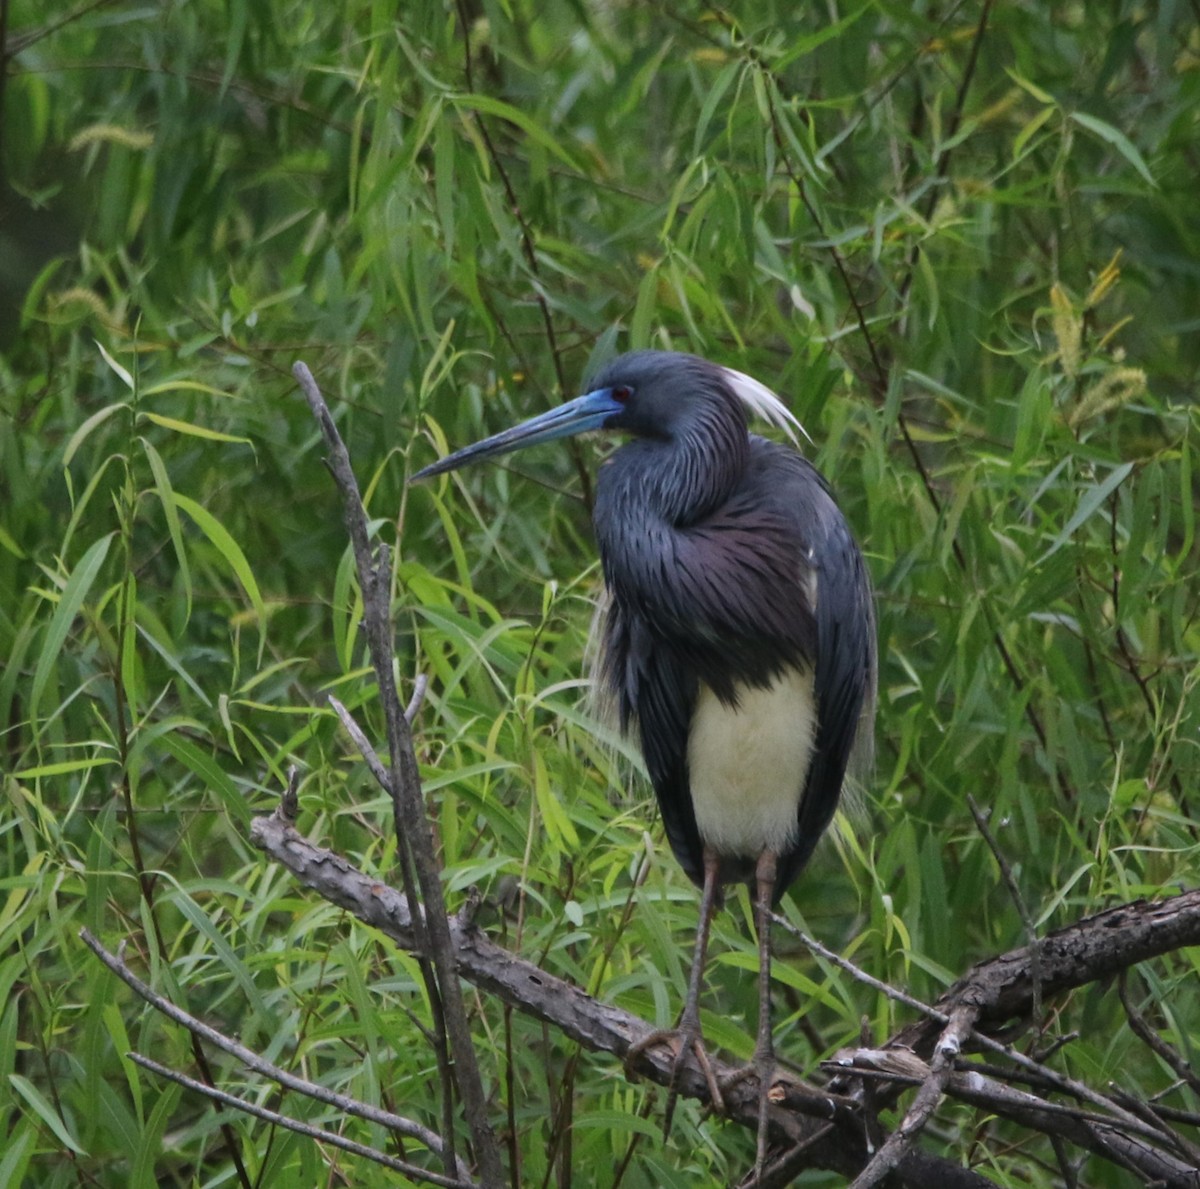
592,414,749,601
601,413,748,529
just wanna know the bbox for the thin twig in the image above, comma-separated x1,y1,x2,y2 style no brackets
405,673,429,724
774,913,949,1024
968,794,1044,1027
328,695,392,794
292,361,504,1186
129,1055,476,1189
846,1006,978,1189
78,928,470,1178
450,0,592,509
1119,971,1200,1098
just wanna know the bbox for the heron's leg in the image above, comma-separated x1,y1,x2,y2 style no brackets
625,847,724,1124
750,849,778,1174
719,848,778,1178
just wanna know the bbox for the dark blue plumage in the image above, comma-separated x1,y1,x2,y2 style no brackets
584,353,874,898
413,349,876,1168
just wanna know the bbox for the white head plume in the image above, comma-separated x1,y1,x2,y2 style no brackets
720,367,811,445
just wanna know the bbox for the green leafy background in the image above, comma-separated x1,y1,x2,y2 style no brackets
2,2,1197,1185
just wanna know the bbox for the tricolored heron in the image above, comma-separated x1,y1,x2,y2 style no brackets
413,350,876,1171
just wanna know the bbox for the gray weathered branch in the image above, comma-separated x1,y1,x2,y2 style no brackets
251,799,1200,1186
292,361,503,1185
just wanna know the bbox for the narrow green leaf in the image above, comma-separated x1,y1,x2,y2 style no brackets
9,1075,87,1155
0,523,25,559
140,380,240,398
158,733,250,825
773,1,871,68
453,93,582,172
173,493,267,627
30,533,114,721
131,1082,180,1189
1070,111,1156,187
63,402,127,467
219,0,247,96
1038,462,1134,562
12,757,118,779
94,340,134,391
532,749,579,851
692,61,741,156
1005,68,1055,105
139,412,251,445
169,892,274,1021
135,625,208,705
0,1128,33,1186
1012,104,1055,160
1178,436,1194,562
141,439,192,622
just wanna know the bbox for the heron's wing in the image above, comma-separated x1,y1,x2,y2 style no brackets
780,483,876,893
599,595,705,887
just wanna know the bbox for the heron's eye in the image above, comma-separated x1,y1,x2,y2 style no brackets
612,384,633,403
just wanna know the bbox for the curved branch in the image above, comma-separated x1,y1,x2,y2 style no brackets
250,800,1200,1186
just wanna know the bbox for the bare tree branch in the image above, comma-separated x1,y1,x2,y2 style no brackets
887,889,1200,1056
827,1050,1200,1188
79,928,475,1187
129,1054,476,1189
847,1005,978,1189
292,361,504,1185
250,794,1200,1186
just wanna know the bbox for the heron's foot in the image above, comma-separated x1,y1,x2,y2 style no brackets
719,1048,778,1176
625,1020,725,1131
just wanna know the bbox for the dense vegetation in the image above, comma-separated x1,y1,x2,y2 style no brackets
2,2,1197,1185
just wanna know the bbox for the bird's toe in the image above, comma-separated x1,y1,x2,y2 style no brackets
625,1024,726,1119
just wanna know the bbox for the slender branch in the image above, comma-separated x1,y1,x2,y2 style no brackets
292,361,504,1186
968,794,1044,1027
1119,971,1200,1098
79,927,467,1171
129,1054,476,1189
450,0,593,509
847,1006,978,1189
1,0,121,59
328,695,392,794
775,915,948,1022
405,673,429,724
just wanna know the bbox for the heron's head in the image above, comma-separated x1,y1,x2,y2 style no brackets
411,350,801,483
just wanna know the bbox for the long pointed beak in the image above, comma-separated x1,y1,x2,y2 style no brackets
411,388,625,481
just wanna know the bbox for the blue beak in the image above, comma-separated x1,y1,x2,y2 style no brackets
411,388,626,481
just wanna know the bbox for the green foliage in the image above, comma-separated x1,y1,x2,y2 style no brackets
2,1,1197,1184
